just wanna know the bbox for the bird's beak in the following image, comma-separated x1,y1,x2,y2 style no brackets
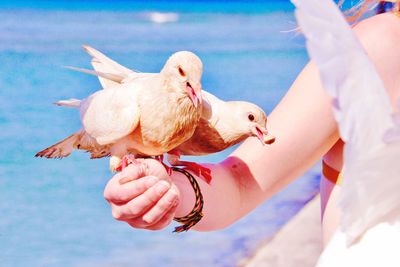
252,126,276,145
186,82,202,108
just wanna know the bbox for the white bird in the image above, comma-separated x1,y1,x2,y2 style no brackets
36,49,203,172
293,0,400,266
69,47,275,183
167,90,275,183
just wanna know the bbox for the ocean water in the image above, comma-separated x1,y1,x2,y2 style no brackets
0,1,320,267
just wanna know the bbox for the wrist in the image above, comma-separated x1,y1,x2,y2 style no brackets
171,167,205,232
171,169,197,218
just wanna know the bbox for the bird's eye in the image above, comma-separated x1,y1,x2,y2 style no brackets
178,66,186,77
248,114,255,121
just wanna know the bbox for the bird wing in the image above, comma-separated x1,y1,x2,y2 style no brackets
200,90,216,121
170,90,223,156
80,86,140,145
35,129,110,159
200,90,227,125
82,45,137,88
293,0,400,245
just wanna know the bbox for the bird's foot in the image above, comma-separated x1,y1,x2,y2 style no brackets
176,161,212,184
110,156,123,172
116,154,138,172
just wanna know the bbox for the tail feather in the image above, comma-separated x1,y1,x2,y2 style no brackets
54,98,81,108
35,132,80,159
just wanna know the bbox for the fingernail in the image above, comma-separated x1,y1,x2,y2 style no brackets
145,176,159,187
142,214,154,224
155,181,170,195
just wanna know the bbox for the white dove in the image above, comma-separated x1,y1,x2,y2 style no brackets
36,49,203,172
167,90,275,183
67,47,275,183
294,0,400,266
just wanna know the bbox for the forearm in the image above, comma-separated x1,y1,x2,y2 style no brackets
172,162,244,231
172,140,336,232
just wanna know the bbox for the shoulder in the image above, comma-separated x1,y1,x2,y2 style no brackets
353,13,400,105
353,13,400,57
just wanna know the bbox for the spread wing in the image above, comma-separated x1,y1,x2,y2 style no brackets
80,86,140,145
293,0,400,247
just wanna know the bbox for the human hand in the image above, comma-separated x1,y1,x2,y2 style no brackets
104,158,180,230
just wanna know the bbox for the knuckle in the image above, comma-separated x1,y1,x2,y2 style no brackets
104,187,120,203
152,181,170,198
127,206,142,217
103,187,113,201
112,209,122,220
114,191,130,204
146,192,162,204
103,177,120,201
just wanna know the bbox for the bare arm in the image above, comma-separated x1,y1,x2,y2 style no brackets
173,61,339,230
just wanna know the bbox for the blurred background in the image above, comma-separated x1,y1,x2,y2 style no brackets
0,0,321,266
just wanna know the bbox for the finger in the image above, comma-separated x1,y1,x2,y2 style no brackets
104,175,160,204
126,201,178,230
142,188,179,225
112,180,171,220
119,161,149,185
145,202,178,230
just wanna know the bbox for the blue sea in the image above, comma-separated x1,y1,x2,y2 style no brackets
0,1,321,267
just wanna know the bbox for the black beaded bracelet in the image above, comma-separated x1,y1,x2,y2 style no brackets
172,167,204,233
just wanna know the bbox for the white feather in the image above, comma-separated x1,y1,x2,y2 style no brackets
54,98,81,108
80,85,140,145
82,45,135,88
293,0,400,264
64,66,125,84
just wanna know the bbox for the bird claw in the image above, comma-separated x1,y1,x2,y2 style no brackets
116,154,174,176
116,154,138,172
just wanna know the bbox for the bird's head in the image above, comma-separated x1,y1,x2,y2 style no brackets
233,102,275,145
161,51,203,108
